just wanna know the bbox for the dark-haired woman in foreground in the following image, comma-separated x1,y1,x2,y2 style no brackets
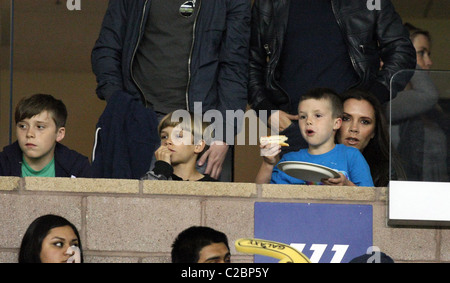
18,214,83,263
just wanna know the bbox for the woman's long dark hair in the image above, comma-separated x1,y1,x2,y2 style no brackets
18,214,83,263
339,89,405,187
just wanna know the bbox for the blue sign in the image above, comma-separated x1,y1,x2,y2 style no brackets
254,202,373,263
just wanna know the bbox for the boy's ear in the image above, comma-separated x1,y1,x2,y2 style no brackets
333,117,342,131
56,127,66,143
194,140,206,154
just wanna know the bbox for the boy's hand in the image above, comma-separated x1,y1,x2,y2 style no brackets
155,145,172,164
321,173,355,186
260,142,281,166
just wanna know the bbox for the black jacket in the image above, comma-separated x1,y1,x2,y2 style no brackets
0,141,91,178
249,0,417,113
91,91,160,179
141,160,218,182
91,0,251,136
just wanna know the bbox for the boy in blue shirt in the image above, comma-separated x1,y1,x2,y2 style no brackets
255,88,373,187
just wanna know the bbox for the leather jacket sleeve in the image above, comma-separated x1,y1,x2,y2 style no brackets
366,0,417,100
248,0,281,113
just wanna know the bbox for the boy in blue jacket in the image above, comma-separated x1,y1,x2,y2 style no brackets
0,94,91,178
255,88,373,187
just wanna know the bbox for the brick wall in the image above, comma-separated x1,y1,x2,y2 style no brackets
0,177,449,263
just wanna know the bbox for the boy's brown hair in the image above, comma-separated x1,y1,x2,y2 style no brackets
15,94,67,129
298,88,343,119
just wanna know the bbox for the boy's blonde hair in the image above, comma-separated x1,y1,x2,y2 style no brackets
158,111,212,158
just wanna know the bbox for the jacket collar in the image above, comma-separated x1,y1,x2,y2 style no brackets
2,141,73,177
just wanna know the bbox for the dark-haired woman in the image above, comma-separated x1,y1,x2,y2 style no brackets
338,89,405,187
18,214,83,263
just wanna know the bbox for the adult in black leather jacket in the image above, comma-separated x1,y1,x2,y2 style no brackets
249,0,416,150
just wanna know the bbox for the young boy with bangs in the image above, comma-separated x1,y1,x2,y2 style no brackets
141,111,217,182
256,88,373,187
0,94,91,178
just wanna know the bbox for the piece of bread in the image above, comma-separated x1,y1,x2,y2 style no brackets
260,135,289,147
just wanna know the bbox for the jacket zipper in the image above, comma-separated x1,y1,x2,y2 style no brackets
331,0,358,75
185,0,201,112
264,44,271,56
265,39,291,112
331,0,363,90
130,0,149,108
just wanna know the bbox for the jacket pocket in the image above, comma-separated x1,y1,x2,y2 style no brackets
359,41,379,56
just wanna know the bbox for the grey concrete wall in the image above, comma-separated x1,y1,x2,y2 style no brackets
0,177,449,263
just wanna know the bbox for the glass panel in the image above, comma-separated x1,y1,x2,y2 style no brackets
10,0,108,160
390,69,450,182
